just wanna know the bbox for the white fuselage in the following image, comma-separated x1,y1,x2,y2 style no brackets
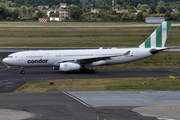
3,48,152,67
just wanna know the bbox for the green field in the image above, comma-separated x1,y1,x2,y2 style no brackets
0,26,179,47
13,76,180,93
0,21,156,26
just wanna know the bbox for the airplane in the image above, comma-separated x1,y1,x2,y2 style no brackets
2,21,172,74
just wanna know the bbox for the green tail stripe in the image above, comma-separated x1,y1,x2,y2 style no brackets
145,36,151,48
156,24,162,47
167,21,172,36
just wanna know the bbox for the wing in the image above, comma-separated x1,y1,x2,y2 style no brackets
57,51,130,64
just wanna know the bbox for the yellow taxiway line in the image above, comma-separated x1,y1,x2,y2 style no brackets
138,94,180,111
0,58,11,71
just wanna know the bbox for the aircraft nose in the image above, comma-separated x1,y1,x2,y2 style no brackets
2,58,7,63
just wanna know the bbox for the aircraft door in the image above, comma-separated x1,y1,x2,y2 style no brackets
18,54,23,61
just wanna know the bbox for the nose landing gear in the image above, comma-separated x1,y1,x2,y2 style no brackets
21,67,25,74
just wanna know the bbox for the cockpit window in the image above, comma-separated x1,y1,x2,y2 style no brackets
8,56,13,58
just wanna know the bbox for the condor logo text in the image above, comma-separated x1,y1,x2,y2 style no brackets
27,59,48,64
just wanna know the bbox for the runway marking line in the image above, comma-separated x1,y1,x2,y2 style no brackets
0,58,11,71
63,92,91,107
138,94,180,111
169,69,180,74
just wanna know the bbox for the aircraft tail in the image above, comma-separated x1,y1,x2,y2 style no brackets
137,21,172,48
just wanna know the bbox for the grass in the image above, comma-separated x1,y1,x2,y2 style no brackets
0,21,179,26
0,21,158,26
13,76,180,93
0,26,180,47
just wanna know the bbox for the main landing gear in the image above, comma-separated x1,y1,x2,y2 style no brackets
80,68,95,73
21,67,25,74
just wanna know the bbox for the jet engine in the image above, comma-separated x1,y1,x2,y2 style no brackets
59,62,81,72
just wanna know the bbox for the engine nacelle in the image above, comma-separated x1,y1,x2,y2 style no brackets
59,62,81,72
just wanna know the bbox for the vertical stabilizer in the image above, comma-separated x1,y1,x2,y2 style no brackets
137,21,172,48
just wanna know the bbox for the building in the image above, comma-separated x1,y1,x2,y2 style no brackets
47,8,59,17
172,8,179,12
39,18,47,22
37,6,49,9
47,8,54,17
116,9,129,14
146,17,165,23
59,3,68,21
90,9,99,14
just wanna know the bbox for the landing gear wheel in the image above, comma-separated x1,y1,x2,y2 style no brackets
80,69,88,73
89,69,95,73
21,70,25,74
21,67,25,74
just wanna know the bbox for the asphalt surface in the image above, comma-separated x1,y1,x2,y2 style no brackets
0,92,157,120
0,50,179,120
69,91,180,120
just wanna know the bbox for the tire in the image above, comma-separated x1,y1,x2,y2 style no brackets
21,70,25,74
89,69,95,73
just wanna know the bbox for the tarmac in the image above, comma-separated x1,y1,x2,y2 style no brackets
69,91,180,120
0,92,157,120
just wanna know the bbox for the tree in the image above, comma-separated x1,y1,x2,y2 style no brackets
87,3,92,12
178,12,180,20
82,3,87,13
110,9,116,15
150,4,156,13
98,9,109,20
12,9,19,19
128,6,136,13
32,13,38,20
14,0,20,7
155,6,166,13
42,6,46,10
136,12,143,20
169,12,178,20
137,3,141,10
114,4,121,10
158,0,164,6
37,11,43,18
142,8,147,12
121,12,129,21
49,3,53,8
20,6,27,17
70,6,82,20
177,4,180,11
165,10,170,17
147,8,152,14
0,3,5,19
122,2,128,9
